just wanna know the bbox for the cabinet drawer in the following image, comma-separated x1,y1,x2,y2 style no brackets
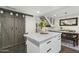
40,46,53,53
40,35,61,53
46,48,53,53
56,34,61,38
40,38,53,53
53,34,61,41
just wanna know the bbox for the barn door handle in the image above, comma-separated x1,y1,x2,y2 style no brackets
0,23,1,32
16,27,17,30
11,27,13,31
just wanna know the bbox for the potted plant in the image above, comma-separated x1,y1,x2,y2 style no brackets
38,19,47,32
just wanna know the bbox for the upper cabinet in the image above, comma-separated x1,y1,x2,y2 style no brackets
59,17,78,26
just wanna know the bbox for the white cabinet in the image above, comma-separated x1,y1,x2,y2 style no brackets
27,40,40,53
26,33,61,53
40,38,53,53
51,35,61,53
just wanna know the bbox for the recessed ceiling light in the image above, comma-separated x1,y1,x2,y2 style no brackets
64,12,67,14
37,11,40,13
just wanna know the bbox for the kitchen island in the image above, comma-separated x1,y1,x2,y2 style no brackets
24,32,61,53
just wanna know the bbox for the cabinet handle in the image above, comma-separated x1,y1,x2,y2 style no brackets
47,41,51,44
47,48,51,53
58,38,61,40
59,36,61,37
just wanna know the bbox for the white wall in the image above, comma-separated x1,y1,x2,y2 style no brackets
25,16,36,33
44,7,79,32
56,14,79,32
25,7,79,33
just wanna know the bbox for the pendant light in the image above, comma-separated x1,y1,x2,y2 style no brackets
16,13,18,16
10,12,13,15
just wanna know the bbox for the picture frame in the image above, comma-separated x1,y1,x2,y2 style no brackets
59,17,78,26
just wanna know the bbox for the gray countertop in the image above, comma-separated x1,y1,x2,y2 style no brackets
48,29,79,34
24,32,61,46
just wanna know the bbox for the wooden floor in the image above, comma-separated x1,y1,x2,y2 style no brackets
0,43,79,53
60,46,79,53
0,43,27,53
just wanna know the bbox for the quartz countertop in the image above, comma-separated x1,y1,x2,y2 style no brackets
48,29,79,34
24,32,61,46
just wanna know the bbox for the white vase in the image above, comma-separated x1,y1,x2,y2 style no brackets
41,27,46,33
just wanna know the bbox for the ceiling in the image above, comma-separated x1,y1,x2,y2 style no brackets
43,6,79,18
1,6,64,16
1,6,79,18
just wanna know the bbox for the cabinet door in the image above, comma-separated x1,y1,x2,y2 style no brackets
52,35,61,53
14,14,25,45
1,11,15,48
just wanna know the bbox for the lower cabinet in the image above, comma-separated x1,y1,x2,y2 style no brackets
40,38,53,53
26,34,61,53
51,35,61,53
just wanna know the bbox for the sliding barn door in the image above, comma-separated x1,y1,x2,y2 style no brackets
0,12,4,48
18,14,25,43
14,13,25,45
0,10,25,49
1,11,15,48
